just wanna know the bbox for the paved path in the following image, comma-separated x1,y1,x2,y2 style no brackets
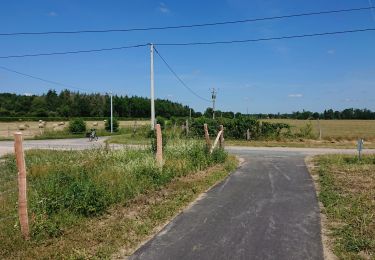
0,137,118,156
130,147,371,260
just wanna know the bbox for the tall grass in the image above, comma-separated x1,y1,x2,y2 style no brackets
0,139,227,257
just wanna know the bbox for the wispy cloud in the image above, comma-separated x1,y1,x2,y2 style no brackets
23,93,33,96
158,2,170,13
288,94,303,98
327,49,336,55
47,11,58,17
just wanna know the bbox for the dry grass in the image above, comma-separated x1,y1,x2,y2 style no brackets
262,119,375,141
0,120,149,138
311,154,375,259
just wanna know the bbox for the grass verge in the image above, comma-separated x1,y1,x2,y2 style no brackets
0,140,236,259
310,154,375,259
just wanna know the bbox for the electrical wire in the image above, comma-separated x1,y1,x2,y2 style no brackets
0,6,373,36
155,28,375,46
153,47,211,103
0,65,89,92
0,44,148,59
1,28,374,59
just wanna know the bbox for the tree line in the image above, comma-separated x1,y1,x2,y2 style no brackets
0,90,374,120
206,108,375,120
0,90,200,118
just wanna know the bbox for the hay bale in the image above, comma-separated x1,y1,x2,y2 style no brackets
38,123,44,128
52,123,58,128
93,122,98,126
58,122,65,126
18,124,26,130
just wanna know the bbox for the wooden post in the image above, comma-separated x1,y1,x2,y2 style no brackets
318,119,322,140
185,119,189,136
246,129,250,141
210,130,223,153
155,124,163,166
204,124,211,148
219,125,224,148
14,132,30,240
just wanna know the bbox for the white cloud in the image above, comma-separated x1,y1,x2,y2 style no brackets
47,11,58,17
288,94,303,98
23,93,33,96
158,2,170,13
327,49,335,55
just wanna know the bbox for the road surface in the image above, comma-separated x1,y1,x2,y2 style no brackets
130,148,325,260
0,137,114,156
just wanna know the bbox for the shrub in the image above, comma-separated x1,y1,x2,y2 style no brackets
297,121,315,139
105,117,119,132
156,116,166,129
69,118,86,134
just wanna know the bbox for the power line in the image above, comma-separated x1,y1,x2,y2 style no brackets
0,44,148,59
0,65,89,92
1,27,374,59
0,6,373,36
153,47,211,103
156,28,375,46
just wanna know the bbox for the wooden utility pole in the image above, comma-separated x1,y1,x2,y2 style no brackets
14,132,29,240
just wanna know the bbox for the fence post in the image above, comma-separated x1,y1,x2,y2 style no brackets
204,124,211,148
14,132,30,240
219,125,224,148
186,119,189,136
155,124,163,166
246,129,250,141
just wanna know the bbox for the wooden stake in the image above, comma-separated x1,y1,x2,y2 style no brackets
246,129,250,141
204,124,211,148
219,125,224,148
210,130,223,153
14,132,30,240
185,119,189,136
155,124,163,166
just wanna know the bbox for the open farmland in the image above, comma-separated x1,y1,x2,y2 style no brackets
262,119,375,141
0,120,149,139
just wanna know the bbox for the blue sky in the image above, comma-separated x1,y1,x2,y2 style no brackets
0,0,374,113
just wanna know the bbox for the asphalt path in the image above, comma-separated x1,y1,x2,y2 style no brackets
130,148,325,260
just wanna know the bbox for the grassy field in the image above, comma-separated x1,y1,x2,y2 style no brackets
0,120,149,139
310,154,375,259
0,140,235,259
262,119,375,141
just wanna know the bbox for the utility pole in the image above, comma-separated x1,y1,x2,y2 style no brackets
150,43,155,130
110,92,113,133
189,108,192,120
211,88,217,119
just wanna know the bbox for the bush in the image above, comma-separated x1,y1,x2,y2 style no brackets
189,116,290,140
105,117,119,132
68,118,86,134
156,116,166,129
